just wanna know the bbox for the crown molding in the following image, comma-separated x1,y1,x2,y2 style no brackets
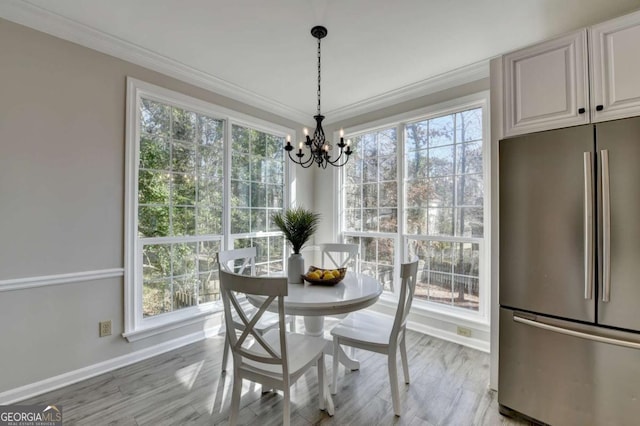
0,0,311,125
1,1,489,127
324,60,490,125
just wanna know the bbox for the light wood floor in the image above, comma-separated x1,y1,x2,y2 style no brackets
22,324,531,425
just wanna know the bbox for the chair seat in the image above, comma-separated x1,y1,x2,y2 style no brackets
242,330,327,379
330,310,393,349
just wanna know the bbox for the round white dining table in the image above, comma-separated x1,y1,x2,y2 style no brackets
248,271,382,333
247,272,383,370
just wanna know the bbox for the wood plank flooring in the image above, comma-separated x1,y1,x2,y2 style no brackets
21,323,531,425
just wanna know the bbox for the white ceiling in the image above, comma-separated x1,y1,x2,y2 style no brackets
3,0,640,124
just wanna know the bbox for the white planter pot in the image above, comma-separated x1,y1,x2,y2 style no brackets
287,254,305,284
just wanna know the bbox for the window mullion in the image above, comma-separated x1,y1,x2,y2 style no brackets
397,122,405,298
224,120,232,251
452,112,458,237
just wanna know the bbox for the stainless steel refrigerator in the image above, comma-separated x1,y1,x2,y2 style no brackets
498,116,640,425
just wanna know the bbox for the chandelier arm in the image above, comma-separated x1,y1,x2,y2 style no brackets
328,154,352,168
326,150,352,167
326,151,343,165
301,159,314,168
287,150,314,168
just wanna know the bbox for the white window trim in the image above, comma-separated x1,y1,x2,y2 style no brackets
337,91,491,326
124,77,295,342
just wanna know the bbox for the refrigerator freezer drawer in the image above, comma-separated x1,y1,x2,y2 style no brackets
499,308,640,425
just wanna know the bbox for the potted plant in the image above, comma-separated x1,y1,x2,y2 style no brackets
273,206,321,284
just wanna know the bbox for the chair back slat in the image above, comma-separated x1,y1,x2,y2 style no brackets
218,265,289,377
219,247,257,275
320,243,360,270
391,257,419,343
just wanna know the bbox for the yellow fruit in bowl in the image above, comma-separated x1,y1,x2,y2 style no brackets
322,272,335,280
308,271,321,280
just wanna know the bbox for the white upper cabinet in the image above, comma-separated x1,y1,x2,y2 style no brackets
502,9,640,137
503,30,589,137
590,10,640,123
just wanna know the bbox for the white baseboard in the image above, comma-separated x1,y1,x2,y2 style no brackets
406,319,490,353
367,301,490,353
0,322,223,405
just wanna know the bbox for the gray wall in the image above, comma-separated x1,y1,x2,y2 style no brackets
0,18,310,393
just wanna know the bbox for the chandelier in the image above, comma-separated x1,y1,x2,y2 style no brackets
284,26,353,168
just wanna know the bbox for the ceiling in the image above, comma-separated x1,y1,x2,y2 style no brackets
3,0,640,124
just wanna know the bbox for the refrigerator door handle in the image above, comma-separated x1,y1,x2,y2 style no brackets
601,149,611,302
583,152,594,300
513,314,640,350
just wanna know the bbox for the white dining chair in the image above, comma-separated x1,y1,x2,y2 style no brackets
218,247,295,373
319,243,360,272
218,266,334,426
330,257,419,416
319,243,361,328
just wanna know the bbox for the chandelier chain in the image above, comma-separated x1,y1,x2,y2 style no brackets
317,36,321,116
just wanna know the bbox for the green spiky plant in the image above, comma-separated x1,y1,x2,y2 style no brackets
273,207,321,254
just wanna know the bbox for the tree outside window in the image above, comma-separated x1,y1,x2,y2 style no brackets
137,101,287,318
341,105,485,314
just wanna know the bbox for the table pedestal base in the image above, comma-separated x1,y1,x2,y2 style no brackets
303,316,325,337
303,316,360,371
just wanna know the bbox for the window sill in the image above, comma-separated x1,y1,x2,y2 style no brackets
378,293,490,332
123,305,223,342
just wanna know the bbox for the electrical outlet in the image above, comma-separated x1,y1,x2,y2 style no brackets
457,326,472,338
99,320,112,337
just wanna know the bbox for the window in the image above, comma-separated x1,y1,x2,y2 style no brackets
339,93,488,320
342,128,398,291
404,107,484,312
137,99,224,318
125,79,292,339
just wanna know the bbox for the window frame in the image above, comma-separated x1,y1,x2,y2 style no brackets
124,78,295,341
338,91,490,325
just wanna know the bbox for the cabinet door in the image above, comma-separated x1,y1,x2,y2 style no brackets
503,30,589,137
590,10,640,123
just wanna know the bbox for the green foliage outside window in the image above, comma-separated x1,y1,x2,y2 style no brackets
138,99,224,317
137,100,287,318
